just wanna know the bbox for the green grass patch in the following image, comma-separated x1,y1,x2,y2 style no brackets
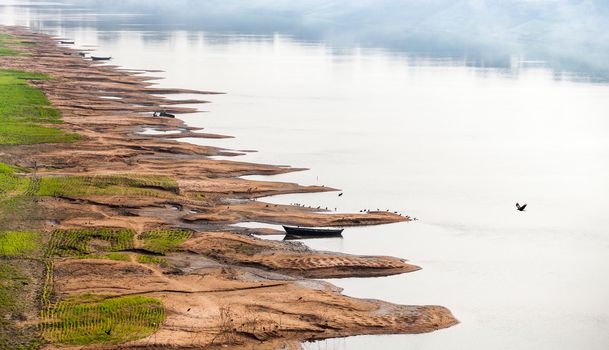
0,69,80,145
0,261,28,312
80,252,131,262
0,231,40,257
0,161,29,196
47,228,135,257
0,260,34,347
0,123,80,145
0,162,18,174
0,34,20,56
0,33,36,56
0,245,43,348
0,47,18,56
36,174,179,198
0,171,29,195
137,254,169,267
97,252,131,261
139,229,192,254
40,294,165,345
0,185,45,232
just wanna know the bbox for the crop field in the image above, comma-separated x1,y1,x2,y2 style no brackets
41,229,169,346
47,227,193,257
80,252,132,262
36,174,179,198
137,254,169,267
0,37,174,348
0,162,30,214
0,69,80,145
40,294,165,345
0,260,41,349
138,229,192,254
0,33,37,56
0,231,41,257
47,229,135,257
0,34,21,56
0,162,46,230
0,230,43,349
0,161,28,193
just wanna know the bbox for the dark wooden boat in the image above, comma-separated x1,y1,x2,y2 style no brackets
159,111,176,118
91,56,112,61
59,40,74,44
282,225,343,238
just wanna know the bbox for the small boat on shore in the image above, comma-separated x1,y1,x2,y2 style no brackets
91,56,112,61
282,225,344,238
58,40,74,44
153,111,176,118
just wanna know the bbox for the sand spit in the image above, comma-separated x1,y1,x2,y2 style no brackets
0,26,457,349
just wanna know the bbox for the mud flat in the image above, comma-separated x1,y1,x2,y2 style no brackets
0,26,457,349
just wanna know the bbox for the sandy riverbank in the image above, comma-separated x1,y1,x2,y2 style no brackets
0,25,457,349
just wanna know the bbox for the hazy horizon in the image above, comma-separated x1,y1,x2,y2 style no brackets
3,0,609,81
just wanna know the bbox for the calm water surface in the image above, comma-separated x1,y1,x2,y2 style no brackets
2,1,609,349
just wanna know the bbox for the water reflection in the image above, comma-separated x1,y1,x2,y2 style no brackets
2,0,609,81
1,2,609,350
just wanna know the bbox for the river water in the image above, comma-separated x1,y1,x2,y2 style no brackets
2,1,609,349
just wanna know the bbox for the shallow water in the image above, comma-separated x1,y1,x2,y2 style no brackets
2,1,609,349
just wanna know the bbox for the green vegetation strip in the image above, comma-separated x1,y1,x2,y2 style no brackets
0,262,25,312
0,231,40,257
0,34,21,56
0,161,31,223
80,252,131,262
36,175,179,198
48,227,191,257
47,229,135,257
41,294,165,345
0,231,43,349
139,229,192,254
0,162,29,194
0,261,41,349
137,254,169,267
0,69,80,145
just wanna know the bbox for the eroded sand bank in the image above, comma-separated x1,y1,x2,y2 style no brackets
0,26,457,349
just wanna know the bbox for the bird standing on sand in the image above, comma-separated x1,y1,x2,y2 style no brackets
516,203,527,211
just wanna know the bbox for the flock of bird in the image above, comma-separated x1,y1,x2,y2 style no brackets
288,192,410,217
289,193,528,215
290,203,336,211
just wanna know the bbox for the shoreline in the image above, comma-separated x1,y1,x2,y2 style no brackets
0,25,457,349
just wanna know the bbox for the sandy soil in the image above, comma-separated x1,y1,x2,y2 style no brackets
0,26,458,349
51,257,455,349
181,232,421,278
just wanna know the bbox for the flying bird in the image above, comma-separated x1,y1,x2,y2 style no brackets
516,203,527,211
338,193,343,197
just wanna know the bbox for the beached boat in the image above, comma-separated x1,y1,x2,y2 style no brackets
282,225,344,237
58,40,74,44
91,56,112,61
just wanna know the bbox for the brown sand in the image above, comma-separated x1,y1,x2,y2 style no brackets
0,26,458,349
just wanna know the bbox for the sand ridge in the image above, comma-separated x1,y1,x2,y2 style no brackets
0,26,458,349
